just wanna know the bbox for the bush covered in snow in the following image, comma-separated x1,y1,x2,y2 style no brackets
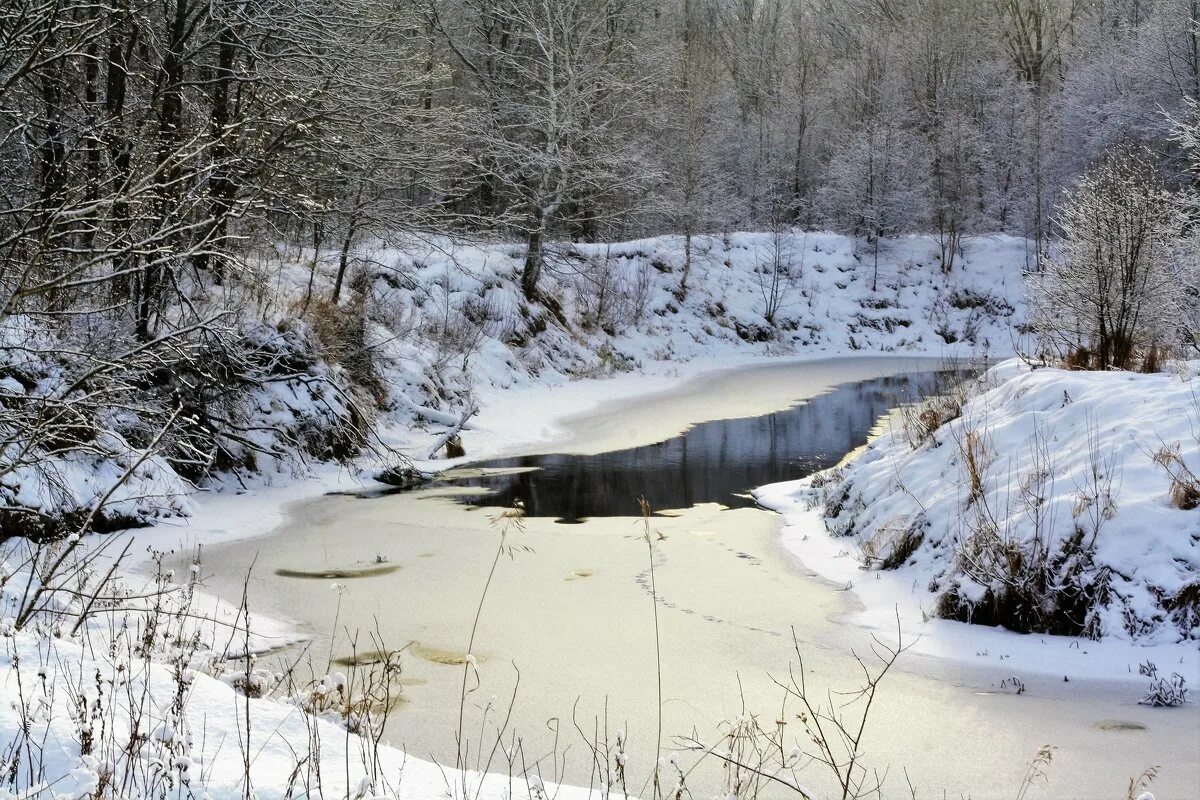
1,313,368,539
1029,146,1197,372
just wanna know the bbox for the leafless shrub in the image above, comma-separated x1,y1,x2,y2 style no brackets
307,295,383,401
575,252,623,332
1029,146,1189,372
1073,421,1121,550
287,638,406,738
420,275,509,376
754,227,803,326
0,542,247,798
858,514,925,570
627,258,656,325
678,616,911,800
572,248,659,333
946,420,1114,637
960,428,993,506
1138,661,1189,707
1153,442,1200,511
898,368,975,449
809,467,844,490
1163,581,1200,637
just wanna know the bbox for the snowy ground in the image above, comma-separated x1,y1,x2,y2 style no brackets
354,231,1026,462
4,228,1028,541
0,617,605,800
755,359,1200,689
26,231,1182,800
5,351,1198,797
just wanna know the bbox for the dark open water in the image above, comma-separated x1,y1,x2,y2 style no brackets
453,371,950,521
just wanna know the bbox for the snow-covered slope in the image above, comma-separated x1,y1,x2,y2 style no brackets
3,231,1030,533
756,359,1200,646
350,231,1026,410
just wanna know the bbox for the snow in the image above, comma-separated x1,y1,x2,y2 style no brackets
344,230,1028,463
0,626,602,800
755,358,1200,686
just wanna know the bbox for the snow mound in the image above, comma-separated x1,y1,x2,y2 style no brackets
758,359,1200,644
0,315,366,538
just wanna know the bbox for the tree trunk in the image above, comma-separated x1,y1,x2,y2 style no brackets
105,6,136,304
522,217,545,300
792,110,808,220
302,215,325,314
679,230,692,299
872,238,880,293
332,181,368,303
37,42,67,214
332,214,359,304
193,21,239,280
139,0,190,340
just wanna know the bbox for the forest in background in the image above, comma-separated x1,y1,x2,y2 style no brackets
3,0,1196,307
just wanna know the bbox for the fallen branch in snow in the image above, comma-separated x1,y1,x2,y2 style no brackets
426,402,479,460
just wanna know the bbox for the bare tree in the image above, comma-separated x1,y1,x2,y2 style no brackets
0,0,438,533
1031,146,1189,370
431,0,657,300
755,214,803,326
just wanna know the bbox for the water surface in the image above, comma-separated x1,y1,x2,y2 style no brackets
454,372,946,520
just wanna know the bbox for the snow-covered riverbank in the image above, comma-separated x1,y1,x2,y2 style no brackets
0,354,955,800
5,354,1199,799
0,355,949,800
6,227,1025,556
756,359,1200,688
125,358,1198,799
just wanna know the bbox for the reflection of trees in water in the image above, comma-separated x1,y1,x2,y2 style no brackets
459,373,944,520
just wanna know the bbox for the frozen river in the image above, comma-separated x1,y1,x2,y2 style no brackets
185,357,1200,798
